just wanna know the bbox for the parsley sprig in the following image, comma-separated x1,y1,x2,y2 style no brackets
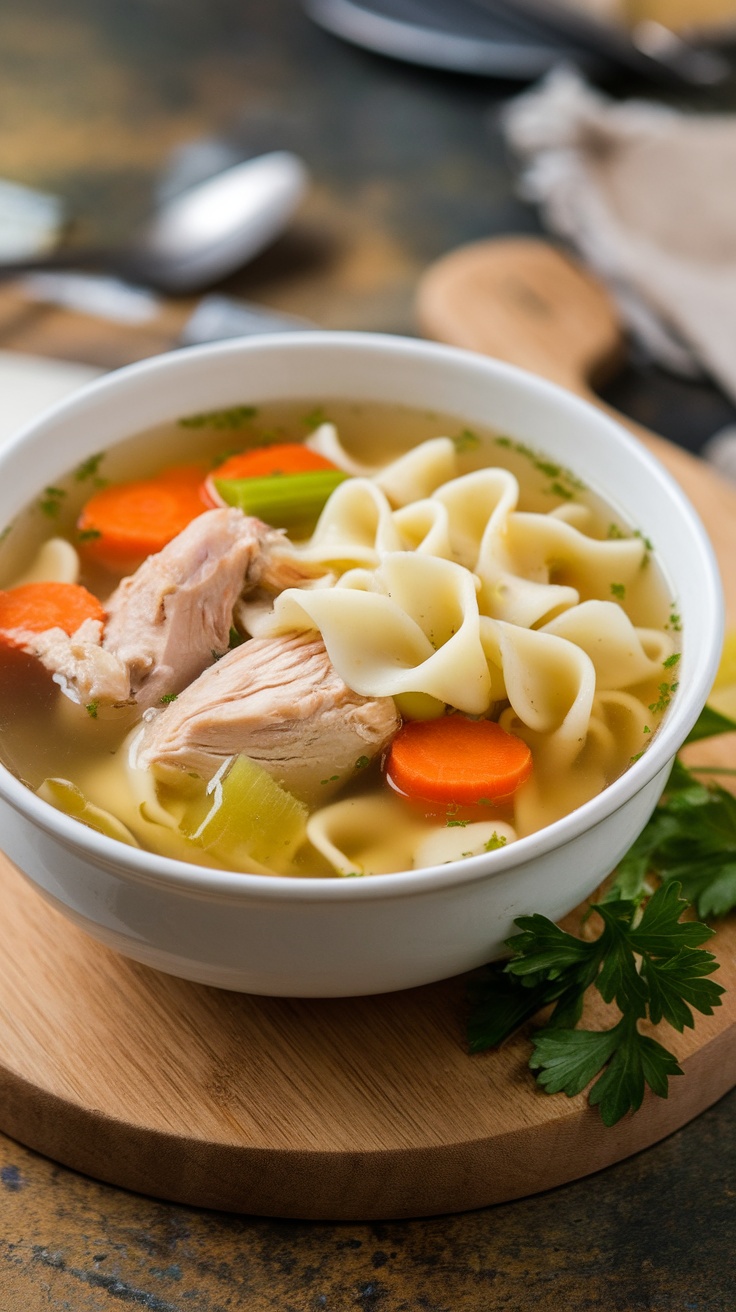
468,703,736,1126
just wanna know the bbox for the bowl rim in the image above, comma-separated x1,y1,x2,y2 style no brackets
0,330,725,903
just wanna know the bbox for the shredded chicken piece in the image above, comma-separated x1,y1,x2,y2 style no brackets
20,508,324,710
20,618,130,706
138,631,400,804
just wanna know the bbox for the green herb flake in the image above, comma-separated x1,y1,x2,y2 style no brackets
607,523,626,540
160,693,178,704
484,832,507,852
39,486,66,517
548,481,574,501
302,406,327,430
85,702,99,719
663,652,681,669
75,453,105,482
355,755,370,769
649,681,677,715
610,582,626,601
453,428,481,454
77,527,102,542
320,775,340,785
447,818,469,828
179,405,258,430
667,607,682,633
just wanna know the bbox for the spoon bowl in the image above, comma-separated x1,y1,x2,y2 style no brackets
0,151,309,294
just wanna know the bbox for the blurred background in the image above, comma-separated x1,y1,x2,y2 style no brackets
3,0,736,451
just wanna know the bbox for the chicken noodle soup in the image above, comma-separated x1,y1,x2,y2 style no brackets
0,400,679,877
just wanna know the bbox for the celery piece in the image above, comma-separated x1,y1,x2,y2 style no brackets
393,692,446,721
180,754,308,869
214,469,348,530
38,777,141,847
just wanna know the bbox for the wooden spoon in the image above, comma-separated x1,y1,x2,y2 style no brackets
415,234,735,576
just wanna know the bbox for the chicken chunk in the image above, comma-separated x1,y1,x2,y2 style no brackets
20,618,130,707
137,631,400,804
21,508,323,710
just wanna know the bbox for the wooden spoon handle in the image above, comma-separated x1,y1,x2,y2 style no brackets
416,236,624,402
416,235,734,611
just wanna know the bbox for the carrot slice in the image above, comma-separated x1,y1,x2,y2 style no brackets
202,443,339,508
78,464,210,571
385,715,533,805
210,444,337,481
0,582,105,647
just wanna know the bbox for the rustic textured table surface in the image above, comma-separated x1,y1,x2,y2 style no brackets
1,2,736,1308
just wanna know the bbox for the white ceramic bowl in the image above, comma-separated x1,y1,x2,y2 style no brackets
0,333,724,996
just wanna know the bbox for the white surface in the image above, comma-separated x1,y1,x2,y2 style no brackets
0,334,724,995
0,350,102,444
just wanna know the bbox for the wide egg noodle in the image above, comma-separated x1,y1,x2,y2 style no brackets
306,795,518,877
306,794,427,876
504,512,646,597
542,600,675,689
428,468,581,627
305,427,459,504
295,477,403,569
263,552,497,713
480,618,597,770
11,537,81,586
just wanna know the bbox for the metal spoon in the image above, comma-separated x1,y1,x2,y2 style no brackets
0,151,309,294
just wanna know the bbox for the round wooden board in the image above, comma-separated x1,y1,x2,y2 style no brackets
0,238,735,1220
0,852,735,1221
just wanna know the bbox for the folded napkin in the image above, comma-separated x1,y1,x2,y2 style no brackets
502,66,736,405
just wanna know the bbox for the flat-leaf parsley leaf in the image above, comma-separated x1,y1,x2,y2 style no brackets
467,703,735,1126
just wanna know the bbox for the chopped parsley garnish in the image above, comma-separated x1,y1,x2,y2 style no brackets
179,405,258,430
548,481,574,500
75,453,105,481
667,607,682,633
446,818,469,828
452,428,481,454
484,832,507,852
494,435,585,497
85,702,99,719
39,487,66,517
77,527,102,542
355,755,370,769
160,693,178,704
649,680,679,715
320,774,340,785
302,407,328,429
610,582,626,601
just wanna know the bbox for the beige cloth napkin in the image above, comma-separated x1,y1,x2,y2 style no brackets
502,66,736,403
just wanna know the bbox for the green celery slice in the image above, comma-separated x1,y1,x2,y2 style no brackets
214,469,348,530
179,754,308,869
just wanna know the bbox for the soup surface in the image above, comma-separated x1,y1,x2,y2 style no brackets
0,399,679,877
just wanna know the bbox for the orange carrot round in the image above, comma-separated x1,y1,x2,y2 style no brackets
78,464,210,572
0,582,105,646
210,444,337,482
385,715,533,806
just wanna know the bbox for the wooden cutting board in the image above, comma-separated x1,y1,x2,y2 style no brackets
0,240,735,1221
